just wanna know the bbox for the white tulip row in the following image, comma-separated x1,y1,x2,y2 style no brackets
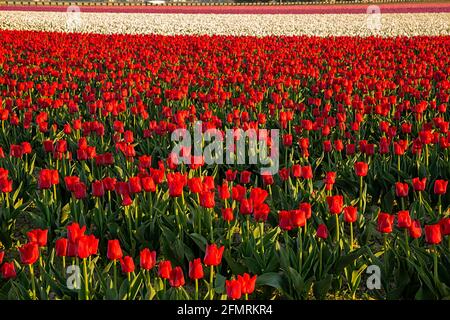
0,11,449,37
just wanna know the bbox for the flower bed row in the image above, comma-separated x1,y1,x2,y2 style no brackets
0,11,449,36
0,31,449,299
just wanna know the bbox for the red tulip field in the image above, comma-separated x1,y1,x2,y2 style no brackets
0,6,450,301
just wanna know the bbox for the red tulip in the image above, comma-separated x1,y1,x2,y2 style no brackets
19,242,39,265
87,235,99,256
55,238,68,257
27,229,48,247
188,177,203,194
189,258,204,280
292,164,301,178
439,217,450,236
141,176,156,193
412,177,427,192
107,239,123,261
395,182,409,197
409,220,422,239
326,195,344,215
425,224,442,244
120,256,135,273
239,198,253,215
200,191,215,208
299,202,312,220
221,208,234,221
237,273,257,295
43,140,54,153
397,210,412,228
226,279,242,300
76,235,91,259
240,171,251,184
434,180,448,195
128,177,142,194
158,260,172,279
67,222,86,243
103,177,116,191
231,185,246,202
377,213,395,233
324,172,336,190
167,172,187,197
225,169,237,182
283,134,293,147
253,203,270,222
279,168,290,181
204,244,224,266
343,206,358,223
290,209,306,228
169,266,185,288
249,187,268,207
38,169,59,189
354,162,368,177
0,251,3,265
73,182,87,199
92,180,105,197
316,224,329,239
140,248,157,270
21,142,32,154
1,262,16,279
279,210,292,231
301,166,313,179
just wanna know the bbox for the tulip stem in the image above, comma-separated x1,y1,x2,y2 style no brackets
197,194,201,234
438,195,442,217
29,264,37,300
433,246,439,285
245,293,249,300
359,176,364,213
350,222,354,251
259,222,265,255
113,260,118,291
227,221,232,250
335,214,340,245
246,216,250,242
319,241,323,277
83,258,89,300
298,227,302,274
62,256,66,273
209,266,214,300
383,234,388,274
195,279,199,300
127,273,131,300
175,200,182,237
125,206,133,244
404,229,410,257
209,208,214,243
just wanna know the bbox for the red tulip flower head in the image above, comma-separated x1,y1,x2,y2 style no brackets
204,244,225,266
354,162,368,177
326,195,344,215
377,213,395,233
107,239,123,261
27,229,48,247
425,224,442,244
140,248,157,270
189,258,204,280
316,224,329,239
226,279,242,300
19,242,39,265
237,273,257,295
169,266,185,288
